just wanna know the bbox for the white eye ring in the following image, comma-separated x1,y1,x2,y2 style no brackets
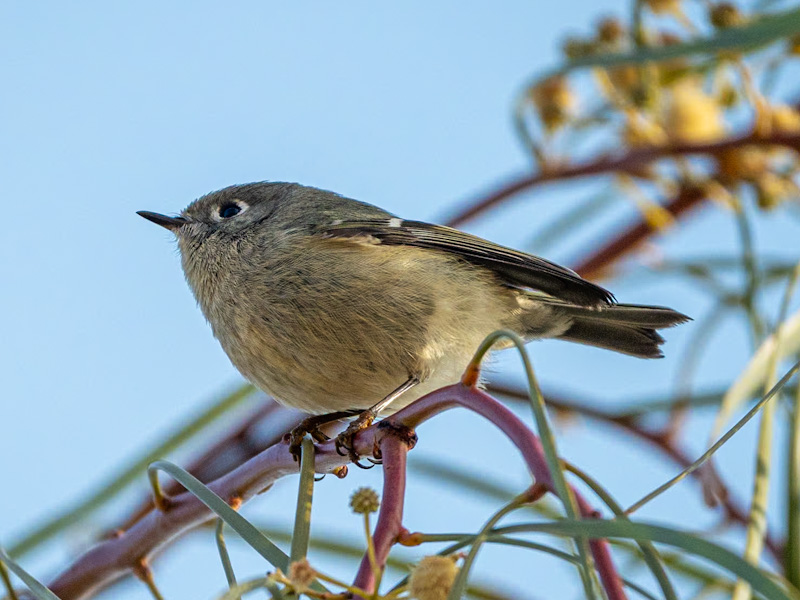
213,199,248,221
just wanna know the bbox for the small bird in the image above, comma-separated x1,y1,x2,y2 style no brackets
139,182,688,462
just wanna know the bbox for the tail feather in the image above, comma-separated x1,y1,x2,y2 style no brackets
536,301,689,358
565,303,689,328
558,319,668,358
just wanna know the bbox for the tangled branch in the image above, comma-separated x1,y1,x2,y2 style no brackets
41,384,627,600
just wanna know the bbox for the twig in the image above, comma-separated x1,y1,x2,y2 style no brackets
0,557,20,600
352,430,413,597
43,384,626,600
443,129,800,228
116,402,295,532
626,362,800,515
572,185,706,279
487,382,786,561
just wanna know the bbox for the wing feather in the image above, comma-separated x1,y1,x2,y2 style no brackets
315,219,614,307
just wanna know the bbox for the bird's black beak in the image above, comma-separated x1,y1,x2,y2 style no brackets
137,211,187,232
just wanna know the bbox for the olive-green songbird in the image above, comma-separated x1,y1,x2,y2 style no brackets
139,182,689,462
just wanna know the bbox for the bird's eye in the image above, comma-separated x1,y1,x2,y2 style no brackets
218,203,242,219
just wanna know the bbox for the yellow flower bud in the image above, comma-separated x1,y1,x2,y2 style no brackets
645,0,681,15
597,17,625,46
788,34,800,56
756,173,797,210
529,76,576,132
770,104,800,134
609,65,642,98
562,36,596,60
409,555,459,600
709,3,744,29
665,79,726,144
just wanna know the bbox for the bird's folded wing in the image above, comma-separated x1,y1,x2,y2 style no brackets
314,219,615,308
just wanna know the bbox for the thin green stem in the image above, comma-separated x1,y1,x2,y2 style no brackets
363,513,379,598
148,464,170,511
491,521,799,600
264,577,287,600
216,577,277,600
0,547,60,600
781,264,800,586
565,462,678,600
466,330,599,599
731,395,778,600
9,383,256,557
446,493,530,600
387,526,732,597
788,379,800,587
216,519,238,594
147,461,293,574
734,261,800,600
626,361,800,514
393,532,659,600
289,438,316,564
735,207,766,345
313,570,370,597
0,557,19,600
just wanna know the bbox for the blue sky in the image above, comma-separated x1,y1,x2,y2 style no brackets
2,2,800,599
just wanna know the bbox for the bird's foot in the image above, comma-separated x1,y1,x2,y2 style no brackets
335,409,379,469
286,416,334,461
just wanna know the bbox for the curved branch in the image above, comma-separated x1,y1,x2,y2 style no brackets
487,382,785,561
116,401,298,532
443,130,800,228
572,185,706,280
44,384,626,600
352,429,412,596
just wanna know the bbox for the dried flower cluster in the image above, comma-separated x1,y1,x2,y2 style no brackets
521,0,800,213
408,555,460,600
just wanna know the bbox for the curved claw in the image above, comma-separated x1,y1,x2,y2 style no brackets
311,430,331,444
352,458,377,470
333,410,378,463
335,441,348,457
335,431,371,467
287,433,305,463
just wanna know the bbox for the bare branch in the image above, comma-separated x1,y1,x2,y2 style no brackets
443,129,800,228
488,383,785,561
44,384,626,600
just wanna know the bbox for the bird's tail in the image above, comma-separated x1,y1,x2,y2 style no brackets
545,302,690,358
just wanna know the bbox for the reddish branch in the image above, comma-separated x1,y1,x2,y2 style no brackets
572,185,707,280
44,385,628,600
487,383,785,561
444,129,800,228
116,401,301,532
352,428,412,596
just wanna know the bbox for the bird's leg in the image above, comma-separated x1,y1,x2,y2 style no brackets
287,410,360,461
335,376,420,467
